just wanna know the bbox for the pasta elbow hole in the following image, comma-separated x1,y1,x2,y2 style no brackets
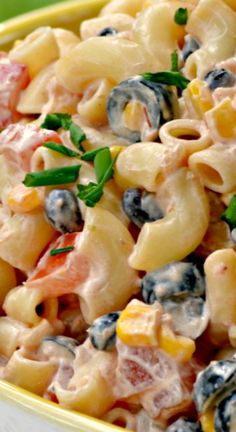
170,127,201,141
194,163,223,186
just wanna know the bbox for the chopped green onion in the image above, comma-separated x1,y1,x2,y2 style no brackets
142,71,190,90
94,148,113,183
69,123,86,152
221,195,236,230
43,141,80,158
41,113,72,130
171,50,179,72
23,165,81,187
81,147,108,161
77,182,104,208
77,152,117,207
50,246,74,256
41,113,87,152
174,7,188,25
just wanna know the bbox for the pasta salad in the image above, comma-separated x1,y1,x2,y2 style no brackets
0,0,236,431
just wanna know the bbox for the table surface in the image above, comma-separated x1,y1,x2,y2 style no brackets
0,0,67,22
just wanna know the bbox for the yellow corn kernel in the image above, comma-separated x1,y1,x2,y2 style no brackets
184,79,213,119
7,184,43,213
200,409,215,432
13,39,22,49
110,145,126,160
116,300,162,347
123,101,145,132
158,325,195,363
207,98,236,140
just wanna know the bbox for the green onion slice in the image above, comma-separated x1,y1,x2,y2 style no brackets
41,113,72,130
23,165,81,187
69,123,86,152
171,50,179,72
43,141,80,158
221,195,236,230
94,148,113,183
174,7,188,25
50,246,74,256
142,71,190,90
81,147,108,161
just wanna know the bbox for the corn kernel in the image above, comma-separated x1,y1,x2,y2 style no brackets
7,184,43,213
206,98,236,140
200,409,215,432
110,145,125,160
116,300,162,347
184,79,214,119
158,325,196,363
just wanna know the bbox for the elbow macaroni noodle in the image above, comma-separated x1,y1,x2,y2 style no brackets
0,0,236,431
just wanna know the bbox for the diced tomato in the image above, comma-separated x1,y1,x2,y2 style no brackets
0,57,29,128
25,232,90,298
0,123,62,172
115,340,179,398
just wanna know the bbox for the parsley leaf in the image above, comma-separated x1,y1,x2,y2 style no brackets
221,195,236,230
174,8,188,25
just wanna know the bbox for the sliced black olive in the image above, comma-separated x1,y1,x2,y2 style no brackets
141,261,205,304
214,390,236,432
122,188,163,228
162,297,208,340
193,360,236,414
97,27,118,36
89,312,120,351
41,336,79,359
182,35,200,62
45,189,82,233
166,418,203,432
204,68,236,91
107,76,177,143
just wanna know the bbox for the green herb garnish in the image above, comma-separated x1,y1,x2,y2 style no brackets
43,141,79,158
174,8,188,25
171,50,179,72
41,113,72,130
81,147,108,161
23,165,81,187
41,113,86,152
77,148,116,207
50,246,74,256
69,122,86,152
221,195,236,230
142,71,190,90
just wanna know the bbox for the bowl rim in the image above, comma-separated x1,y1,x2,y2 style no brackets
0,378,127,432
0,0,109,49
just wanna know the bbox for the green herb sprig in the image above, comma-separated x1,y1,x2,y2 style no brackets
23,165,81,187
50,246,74,256
43,141,80,158
221,195,236,230
41,113,86,152
174,8,188,25
77,148,116,207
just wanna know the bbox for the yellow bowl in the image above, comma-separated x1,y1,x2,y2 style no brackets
0,0,109,50
0,2,129,431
